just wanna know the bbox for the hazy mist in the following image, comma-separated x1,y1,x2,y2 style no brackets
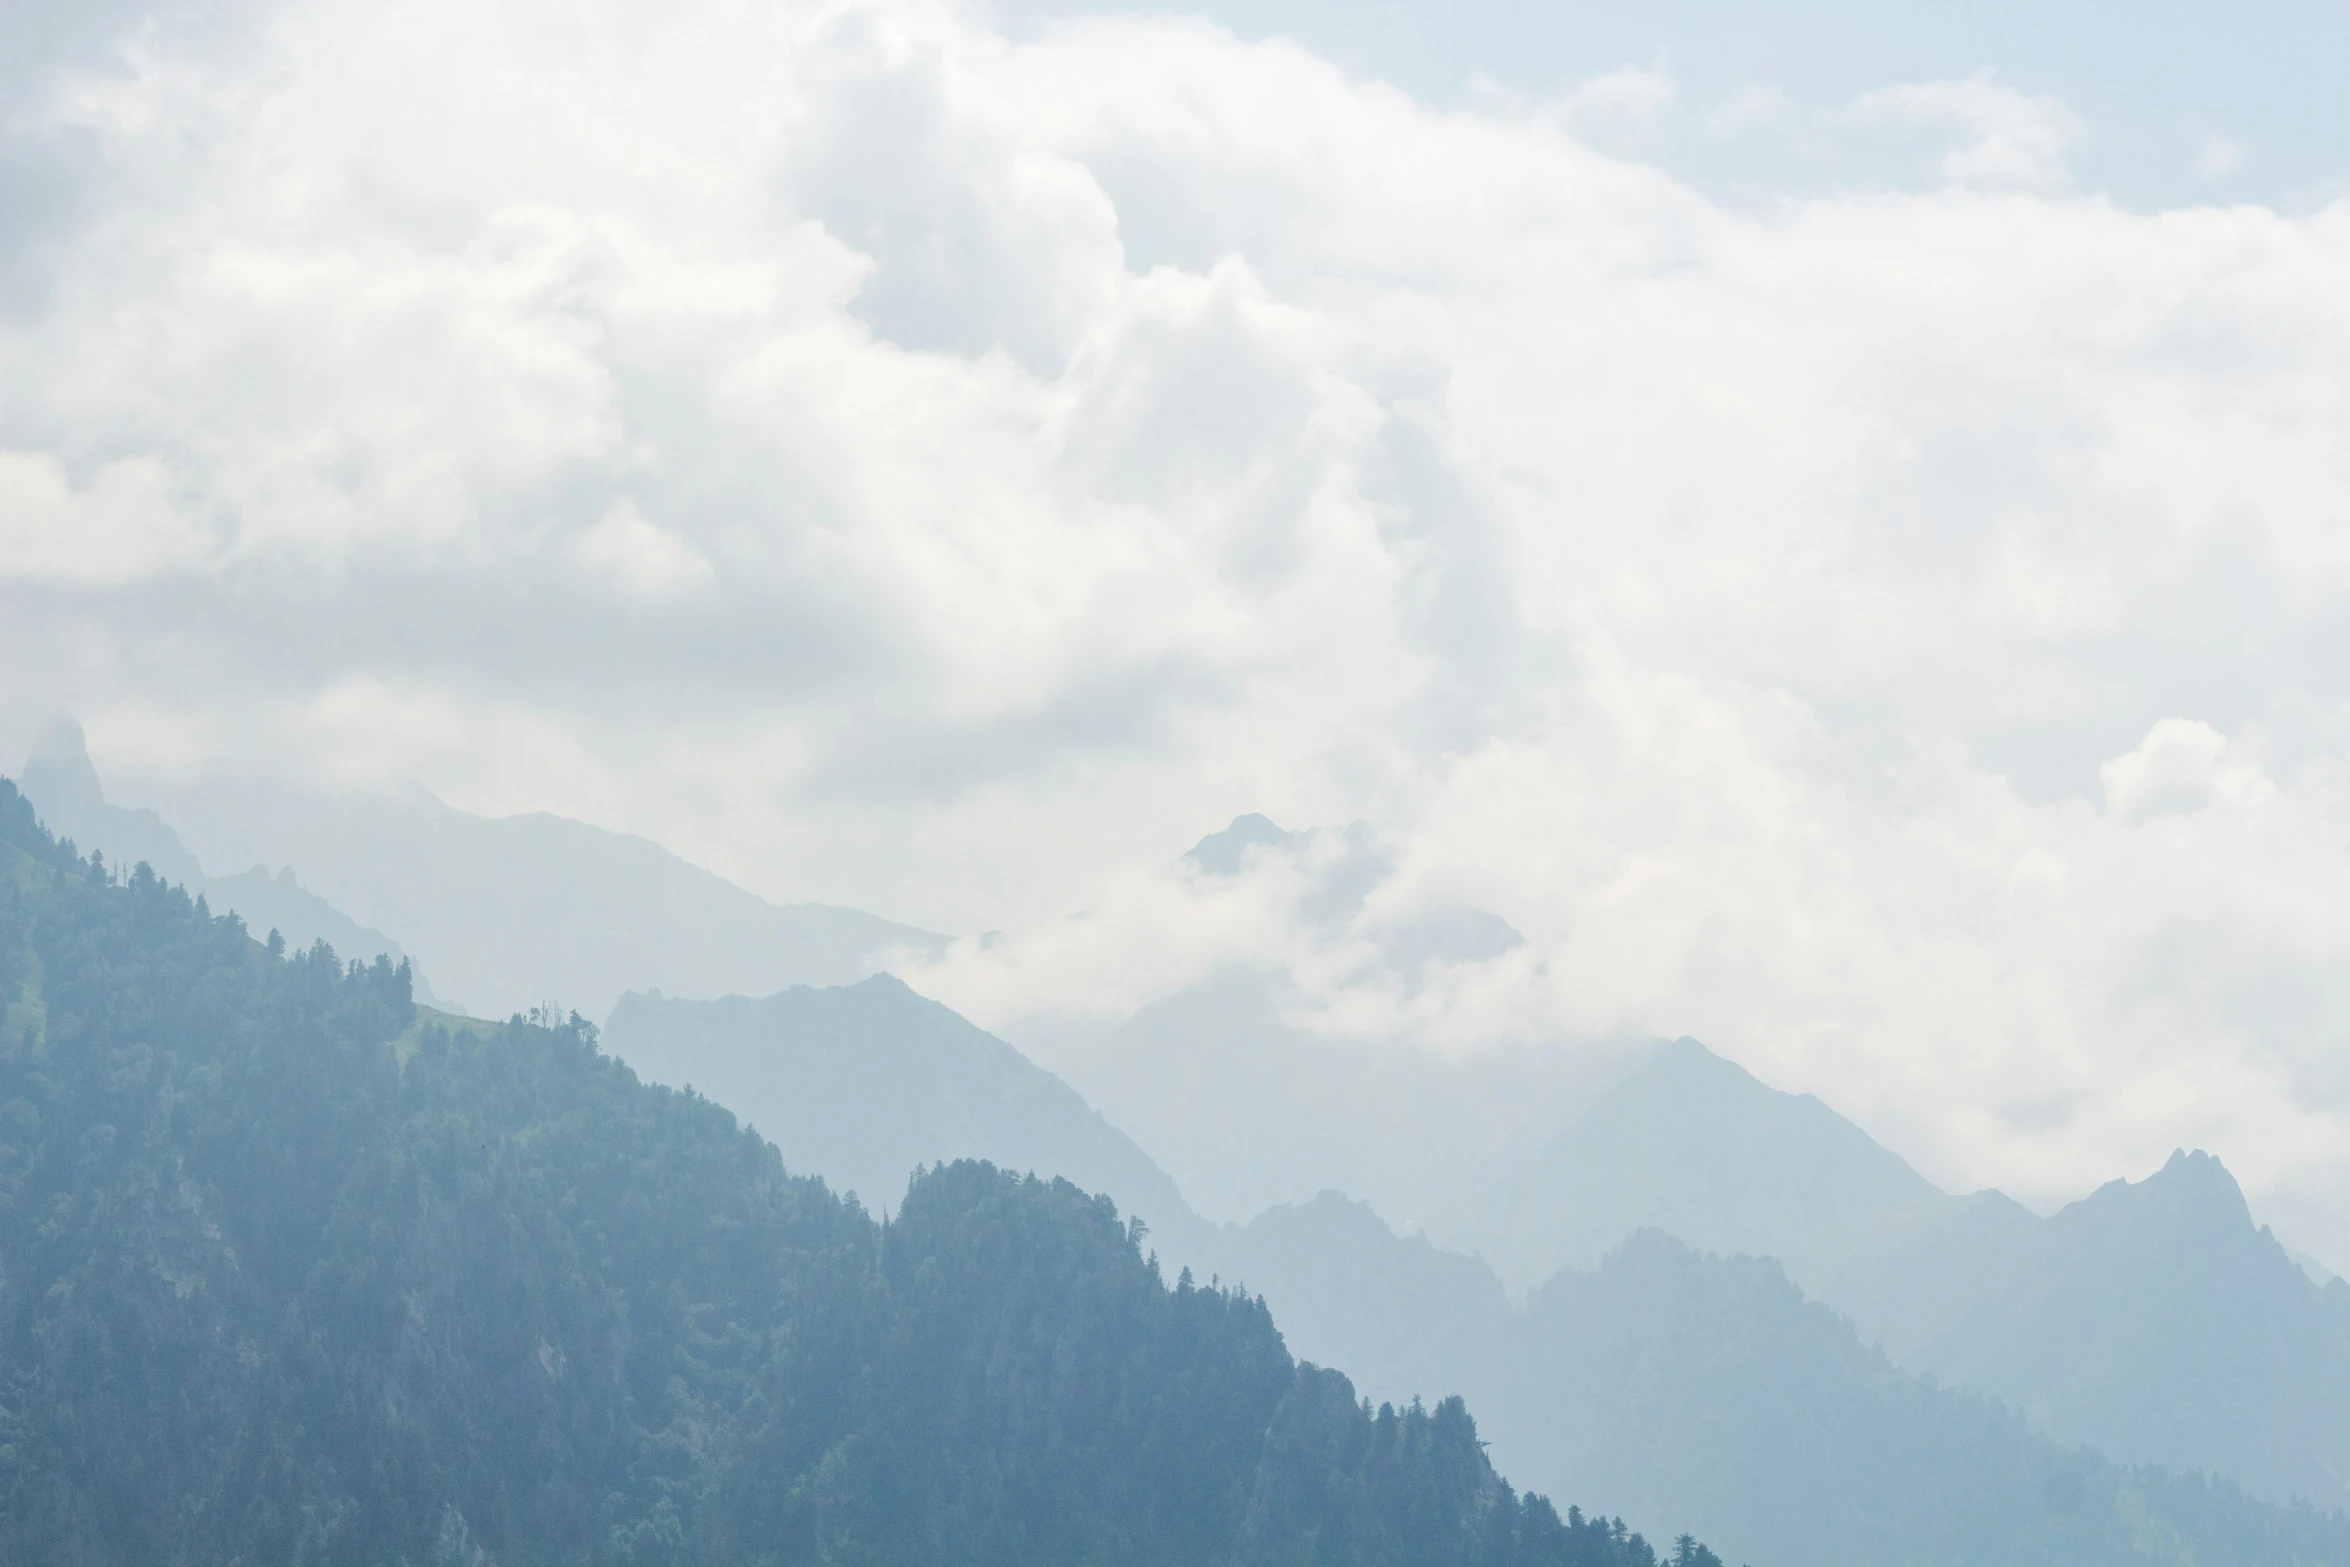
5,5,2350,1560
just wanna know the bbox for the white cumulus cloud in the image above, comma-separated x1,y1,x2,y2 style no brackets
0,452,214,581
4,0,2350,1268
1852,72,2082,189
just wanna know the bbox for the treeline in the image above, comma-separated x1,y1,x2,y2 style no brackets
0,780,1719,1567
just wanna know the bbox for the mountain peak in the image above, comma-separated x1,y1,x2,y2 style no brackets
2156,1145,2229,1180
2068,1147,2253,1238
2142,1147,2252,1220
1183,814,1305,876
1655,1034,1737,1074
20,715,103,815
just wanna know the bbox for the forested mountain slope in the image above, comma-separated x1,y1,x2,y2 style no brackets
1208,1191,1513,1412
14,717,442,1006
0,781,1697,1567
606,969,2350,1535
601,981,1498,1410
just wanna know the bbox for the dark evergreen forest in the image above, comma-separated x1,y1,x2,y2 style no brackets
0,780,1719,1567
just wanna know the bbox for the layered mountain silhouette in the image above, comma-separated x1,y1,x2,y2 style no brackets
1118,1171,2350,1564
15,720,944,1020
14,718,446,1007
1014,817,1597,1230
600,976,1486,1409
1886,1150,2350,1510
1484,1230,2346,1567
1157,1175,2350,1560
18,764,2350,1554
0,781,1691,1567
1209,1190,1514,1411
602,977,1205,1254
1429,1034,2350,1512
597,960,2350,1541
1025,967,1628,1229
1435,1036,1970,1301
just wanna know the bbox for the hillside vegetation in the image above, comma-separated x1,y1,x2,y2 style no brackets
0,781,1701,1567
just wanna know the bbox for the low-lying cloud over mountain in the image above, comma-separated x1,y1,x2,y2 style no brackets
7,0,2350,1268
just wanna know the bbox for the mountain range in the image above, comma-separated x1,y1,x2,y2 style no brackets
9,755,2350,1557
14,720,943,1020
593,958,2350,1542
1891,1149,2350,1510
1485,1228,2342,1567
1425,1031,2350,1515
601,977,1207,1255
1016,966,1633,1232
602,981,1515,1414
1435,1034,1967,1300
15,718,446,1006
0,782,1696,1567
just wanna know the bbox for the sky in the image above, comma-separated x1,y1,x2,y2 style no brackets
998,0,2350,212
4,0,2350,1258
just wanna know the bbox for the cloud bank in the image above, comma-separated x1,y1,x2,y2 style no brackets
5,0,2350,1260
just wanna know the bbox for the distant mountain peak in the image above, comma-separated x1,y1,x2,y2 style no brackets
2136,1147,2253,1223
2156,1145,2229,1179
1654,1034,1736,1074
1377,907,1524,971
1450,1032,1950,1302
1633,1036,1838,1118
1284,1190,1388,1227
21,715,103,816
2051,1147,2260,1261
1183,814,1305,876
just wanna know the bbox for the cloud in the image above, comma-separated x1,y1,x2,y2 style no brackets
1852,72,2082,189
2196,136,2247,180
0,451,213,580
1553,65,1676,127
573,500,715,597
1707,84,1788,132
2100,718,2272,822
4,0,2350,1265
